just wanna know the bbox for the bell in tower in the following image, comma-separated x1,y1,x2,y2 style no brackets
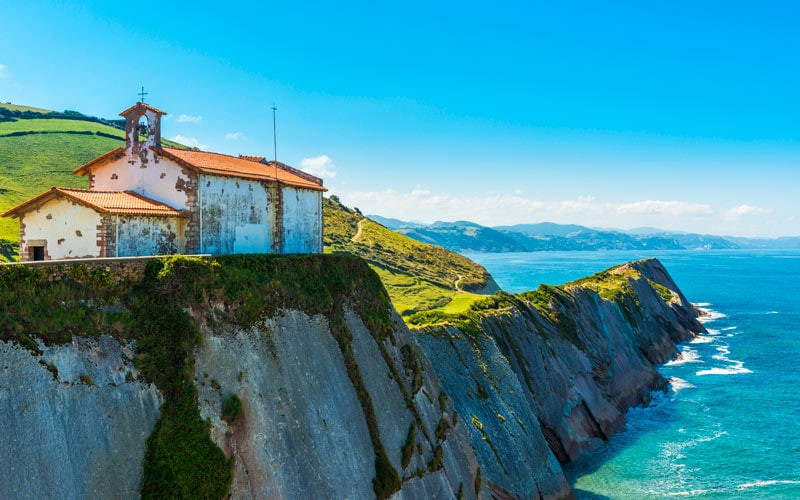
118,100,167,152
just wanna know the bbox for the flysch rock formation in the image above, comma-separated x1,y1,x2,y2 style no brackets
0,255,702,499
194,308,482,499
414,258,705,498
0,336,162,499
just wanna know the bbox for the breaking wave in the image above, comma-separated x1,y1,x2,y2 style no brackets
669,377,695,393
665,346,702,366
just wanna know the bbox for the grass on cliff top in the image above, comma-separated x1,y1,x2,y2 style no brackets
0,111,185,243
408,262,660,345
324,196,494,316
565,264,641,301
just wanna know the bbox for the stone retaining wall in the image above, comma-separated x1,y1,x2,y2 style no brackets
0,254,212,282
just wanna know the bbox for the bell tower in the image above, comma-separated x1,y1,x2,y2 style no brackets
119,101,167,152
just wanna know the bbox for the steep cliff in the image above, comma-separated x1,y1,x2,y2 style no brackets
0,255,483,499
411,258,705,498
0,256,703,499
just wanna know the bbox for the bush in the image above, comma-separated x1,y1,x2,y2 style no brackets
221,394,243,424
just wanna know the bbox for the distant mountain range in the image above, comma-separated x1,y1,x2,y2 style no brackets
367,216,800,252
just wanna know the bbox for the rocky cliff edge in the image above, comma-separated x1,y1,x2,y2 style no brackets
411,258,705,498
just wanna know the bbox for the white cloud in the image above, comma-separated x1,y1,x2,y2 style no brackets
0,64,6,78
176,114,202,123
614,200,713,217
335,187,727,231
301,155,337,179
725,204,771,217
171,135,208,150
224,132,244,140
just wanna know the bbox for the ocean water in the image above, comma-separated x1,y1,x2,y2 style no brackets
463,250,800,499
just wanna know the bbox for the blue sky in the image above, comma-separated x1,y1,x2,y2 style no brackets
1,1,798,236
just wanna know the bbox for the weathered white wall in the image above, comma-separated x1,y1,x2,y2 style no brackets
282,187,322,254
116,216,185,257
91,155,191,210
199,174,272,255
21,198,102,260
91,157,322,255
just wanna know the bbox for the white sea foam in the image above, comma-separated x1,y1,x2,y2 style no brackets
665,347,702,366
694,302,712,307
658,479,800,497
690,336,715,344
661,488,714,497
712,345,731,359
698,309,727,323
721,326,737,331
736,479,800,490
767,311,779,315
670,377,696,393
696,361,752,376
660,430,728,463
706,328,720,335
696,342,752,375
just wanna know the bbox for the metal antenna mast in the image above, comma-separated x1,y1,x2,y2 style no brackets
271,103,278,162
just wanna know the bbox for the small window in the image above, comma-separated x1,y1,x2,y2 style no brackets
31,246,45,261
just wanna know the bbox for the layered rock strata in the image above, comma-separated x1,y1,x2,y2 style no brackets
414,258,704,498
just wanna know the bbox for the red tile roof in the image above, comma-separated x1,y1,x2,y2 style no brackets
238,155,266,163
72,147,326,192
157,147,326,191
118,102,167,116
1,188,185,218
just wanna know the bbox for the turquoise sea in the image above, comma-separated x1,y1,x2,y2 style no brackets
463,250,800,499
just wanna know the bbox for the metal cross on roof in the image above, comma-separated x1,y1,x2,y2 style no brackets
138,86,148,103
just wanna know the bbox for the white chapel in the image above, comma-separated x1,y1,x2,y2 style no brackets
2,101,326,261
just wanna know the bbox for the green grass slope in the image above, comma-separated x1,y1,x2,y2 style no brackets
0,104,186,258
324,196,498,316
0,103,51,113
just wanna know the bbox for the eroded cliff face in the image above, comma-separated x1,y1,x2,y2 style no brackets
0,255,702,499
0,336,161,499
193,308,482,499
0,255,484,499
413,258,705,498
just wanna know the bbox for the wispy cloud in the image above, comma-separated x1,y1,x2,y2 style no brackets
224,132,244,140
725,204,771,218
614,200,713,217
0,64,7,78
171,134,208,150
337,187,721,229
176,114,203,123
301,155,337,179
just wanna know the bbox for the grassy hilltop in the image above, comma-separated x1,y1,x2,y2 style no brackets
0,103,184,258
324,196,497,316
